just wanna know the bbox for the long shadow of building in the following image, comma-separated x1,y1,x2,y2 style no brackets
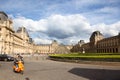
69,67,120,80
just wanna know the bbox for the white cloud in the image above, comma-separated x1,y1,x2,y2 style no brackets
12,14,120,45
92,22,120,36
13,16,47,31
98,7,119,13
34,38,52,44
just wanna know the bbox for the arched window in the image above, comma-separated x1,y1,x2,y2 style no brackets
113,48,115,53
116,48,118,53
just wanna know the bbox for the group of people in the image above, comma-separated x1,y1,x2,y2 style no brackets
13,54,30,79
14,54,23,63
13,54,24,71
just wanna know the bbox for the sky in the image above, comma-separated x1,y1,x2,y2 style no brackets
0,0,120,45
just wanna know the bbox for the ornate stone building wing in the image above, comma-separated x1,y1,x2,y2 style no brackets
72,31,120,53
0,11,34,55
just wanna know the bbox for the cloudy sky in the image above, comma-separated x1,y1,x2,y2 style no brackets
0,0,120,45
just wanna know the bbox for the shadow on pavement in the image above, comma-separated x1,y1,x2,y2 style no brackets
25,77,30,80
68,68,120,80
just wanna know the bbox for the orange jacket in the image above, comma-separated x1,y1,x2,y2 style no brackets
18,61,24,71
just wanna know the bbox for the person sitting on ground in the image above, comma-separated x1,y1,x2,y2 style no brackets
14,54,23,67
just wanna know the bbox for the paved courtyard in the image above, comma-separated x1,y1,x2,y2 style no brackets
0,60,120,80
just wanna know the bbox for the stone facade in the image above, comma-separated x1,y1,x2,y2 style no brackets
0,11,35,54
35,40,72,54
0,11,72,55
71,31,120,53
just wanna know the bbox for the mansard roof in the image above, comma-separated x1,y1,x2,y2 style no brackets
90,31,102,38
0,11,8,18
16,27,29,37
92,31,103,36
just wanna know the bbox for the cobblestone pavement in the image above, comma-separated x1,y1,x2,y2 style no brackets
0,60,120,80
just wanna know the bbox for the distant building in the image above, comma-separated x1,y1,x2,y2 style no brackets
35,40,72,54
71,31,120,53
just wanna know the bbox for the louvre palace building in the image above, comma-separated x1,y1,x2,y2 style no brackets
0,11,35,54
71,31,120,53
0,11,120,55
0,11,72,55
